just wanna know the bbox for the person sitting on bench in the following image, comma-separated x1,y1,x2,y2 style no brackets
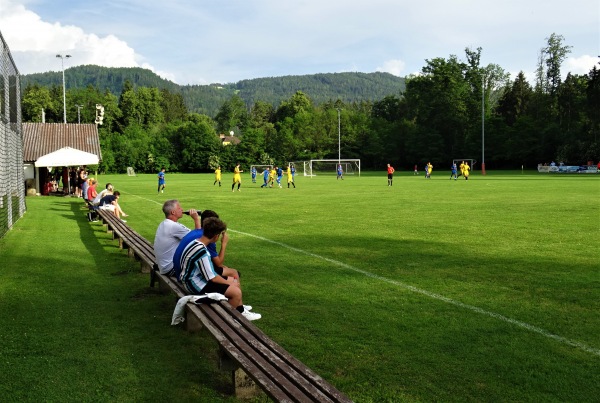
178,217,261,321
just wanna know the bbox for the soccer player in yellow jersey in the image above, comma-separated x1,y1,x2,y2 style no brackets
285,165,296,188
458,161,465,178
213,166,222,187
463,162,470,180
232,163,243,192
268,167,276,188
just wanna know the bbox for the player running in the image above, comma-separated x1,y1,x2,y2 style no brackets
232,163,243,192
286,164,296,188
463,161,470,180
214,166,222,187
157,167,166,193
260,167,270,188
450,162,457,180
275,166,283,188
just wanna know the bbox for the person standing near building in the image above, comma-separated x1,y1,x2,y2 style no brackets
232,163,243,192
387,164,395,186
214,166,222,187
157,167,166,193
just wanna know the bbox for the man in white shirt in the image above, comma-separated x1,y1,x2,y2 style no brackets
153,199,201,275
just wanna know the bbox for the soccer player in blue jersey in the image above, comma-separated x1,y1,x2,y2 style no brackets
157,167,166,193
337,164,343,180
275,166,283,188
251,166,257,183
260,167,270,188
450,162,457,180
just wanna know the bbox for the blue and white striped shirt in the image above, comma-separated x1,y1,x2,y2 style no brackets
179,240,218,294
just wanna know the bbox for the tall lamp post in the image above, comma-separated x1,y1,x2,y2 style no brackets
56,54,71,124
337,108,341,164
481,76,486,175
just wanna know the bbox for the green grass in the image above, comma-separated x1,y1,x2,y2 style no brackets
1,170,599,402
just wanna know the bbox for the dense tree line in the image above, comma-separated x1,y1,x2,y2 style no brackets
21,34,599,173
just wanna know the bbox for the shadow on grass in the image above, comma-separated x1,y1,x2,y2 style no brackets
0,198,237,401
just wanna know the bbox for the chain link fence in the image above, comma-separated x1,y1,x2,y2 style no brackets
0,31,25,239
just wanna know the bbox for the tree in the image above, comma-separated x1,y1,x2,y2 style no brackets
21,84,56,122
544,33,572,97
214,95,248,135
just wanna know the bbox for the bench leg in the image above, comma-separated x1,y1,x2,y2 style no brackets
140,261,151,274
185,309,203,333
233,368,260,399
218,348,260,399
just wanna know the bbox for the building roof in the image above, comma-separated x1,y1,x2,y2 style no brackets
22,123,102,162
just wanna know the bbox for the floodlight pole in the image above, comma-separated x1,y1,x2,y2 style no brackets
56,54,71,124
337,108,341,164
481,76,486,175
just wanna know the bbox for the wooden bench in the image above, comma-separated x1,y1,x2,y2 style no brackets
97,209,155,273
95,212,352,402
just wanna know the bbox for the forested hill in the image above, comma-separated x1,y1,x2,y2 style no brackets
21,66,405,116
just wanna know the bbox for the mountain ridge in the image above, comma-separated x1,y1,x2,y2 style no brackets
21,65,406,116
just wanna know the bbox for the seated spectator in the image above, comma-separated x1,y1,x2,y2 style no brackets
86,179,98,203
179,217,260,321
98,191,128,221
153,199,200,276
92,183,114,206
173,210,242,289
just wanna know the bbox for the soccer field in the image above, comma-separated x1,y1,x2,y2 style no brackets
100,170,599,401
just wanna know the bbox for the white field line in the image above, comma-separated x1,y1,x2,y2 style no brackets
124,192,600,358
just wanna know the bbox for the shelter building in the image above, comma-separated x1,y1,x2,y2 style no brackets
22,123,102,195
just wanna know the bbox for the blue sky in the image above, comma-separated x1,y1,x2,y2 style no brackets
1,0,598,85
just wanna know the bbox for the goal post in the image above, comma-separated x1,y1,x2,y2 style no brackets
306,159,361,177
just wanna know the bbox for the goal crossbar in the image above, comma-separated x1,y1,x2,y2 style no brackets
305,159,361,177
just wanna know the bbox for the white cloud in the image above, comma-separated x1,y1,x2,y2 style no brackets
565,55,599,76
0,0,144,74
376,60,406,77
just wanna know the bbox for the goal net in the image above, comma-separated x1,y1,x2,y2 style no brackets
126,167,136,176
304,159,361,177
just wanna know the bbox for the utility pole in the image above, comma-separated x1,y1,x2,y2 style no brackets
76,105,83,124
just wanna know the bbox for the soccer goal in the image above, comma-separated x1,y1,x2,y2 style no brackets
126,167,136,176
304,159,361,177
